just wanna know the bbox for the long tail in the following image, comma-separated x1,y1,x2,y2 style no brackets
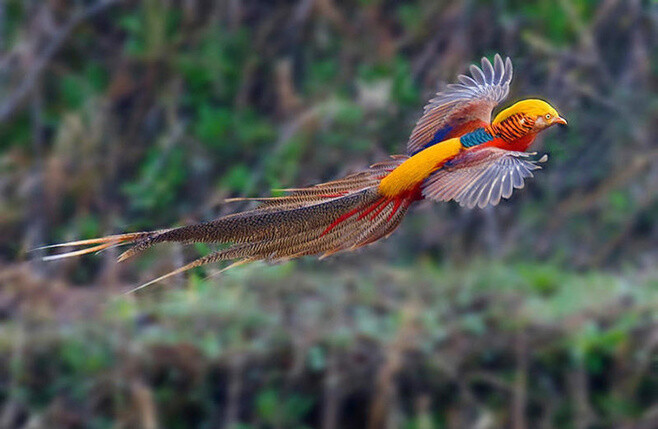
41,156,413,291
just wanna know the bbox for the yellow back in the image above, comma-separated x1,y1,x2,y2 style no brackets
379,138,462,197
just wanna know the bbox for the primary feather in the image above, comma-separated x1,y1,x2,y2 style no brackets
422,148,548,208
407,54,513,156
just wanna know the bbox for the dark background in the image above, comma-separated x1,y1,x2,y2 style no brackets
0,0,657,428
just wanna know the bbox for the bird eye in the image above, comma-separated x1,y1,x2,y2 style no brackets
545,113,551,119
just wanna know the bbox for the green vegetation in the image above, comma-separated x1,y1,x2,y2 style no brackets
2,262,658,428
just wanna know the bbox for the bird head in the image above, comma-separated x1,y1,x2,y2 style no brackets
492,99,567,132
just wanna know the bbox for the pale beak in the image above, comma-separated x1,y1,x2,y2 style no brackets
553,116,567,126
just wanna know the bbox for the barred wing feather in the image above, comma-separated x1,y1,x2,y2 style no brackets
422,147,547,209
407,54,513,156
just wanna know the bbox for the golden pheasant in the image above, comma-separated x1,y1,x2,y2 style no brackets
42,54,566,291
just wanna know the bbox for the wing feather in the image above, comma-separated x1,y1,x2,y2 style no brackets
407,54,513,156
422,147,547,209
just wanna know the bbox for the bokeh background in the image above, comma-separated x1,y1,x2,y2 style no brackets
1,0,657,428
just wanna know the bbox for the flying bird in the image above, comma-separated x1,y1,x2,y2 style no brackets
41,54,566,291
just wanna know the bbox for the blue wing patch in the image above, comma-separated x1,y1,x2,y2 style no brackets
419,125,454,153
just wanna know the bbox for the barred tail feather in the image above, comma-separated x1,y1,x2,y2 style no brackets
42,156,411,291
124,191,411,293
115,188,380,262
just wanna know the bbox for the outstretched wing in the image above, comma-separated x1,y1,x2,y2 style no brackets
422,147,547,209
407,54,513,156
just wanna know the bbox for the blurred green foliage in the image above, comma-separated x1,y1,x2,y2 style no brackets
2,261,658,427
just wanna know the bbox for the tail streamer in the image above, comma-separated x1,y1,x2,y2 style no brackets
41,157,412,291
